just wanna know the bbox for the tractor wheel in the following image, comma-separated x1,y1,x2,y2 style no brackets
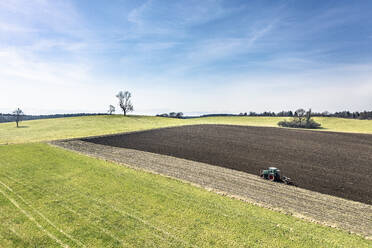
269,174,275,181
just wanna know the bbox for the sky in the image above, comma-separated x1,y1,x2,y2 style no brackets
1,0,372,115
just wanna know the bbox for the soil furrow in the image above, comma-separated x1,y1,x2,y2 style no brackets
80,125,372,204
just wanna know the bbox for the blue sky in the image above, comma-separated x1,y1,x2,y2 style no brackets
1,0,371,115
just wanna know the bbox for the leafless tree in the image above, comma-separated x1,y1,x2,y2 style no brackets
306,108,312,123
108,105,115,115
278,108,321,129
116,91,133,116
13,108,24,127
294,108,306,125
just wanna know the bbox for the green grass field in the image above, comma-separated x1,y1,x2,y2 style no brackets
0,115,371,247
1,115,371,144
0,143,370,247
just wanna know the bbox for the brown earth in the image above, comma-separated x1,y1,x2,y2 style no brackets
80,125,372,204
51,139,372,238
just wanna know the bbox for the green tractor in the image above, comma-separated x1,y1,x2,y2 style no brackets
260,167,294,185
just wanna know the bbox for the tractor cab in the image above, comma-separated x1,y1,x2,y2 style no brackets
260,167,281,181
260,167,294,185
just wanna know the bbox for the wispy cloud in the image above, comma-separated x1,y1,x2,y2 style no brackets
0,48,90,85
0,0,106,113
127,0,153,25
0,0,82,33
116,15,279,77
1,0,371,114
135,41,178,52
126,0,238,38
0,22,36,33
248,22,275,45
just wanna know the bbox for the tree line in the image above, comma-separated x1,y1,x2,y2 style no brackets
238,110,372,119
0,112,107,124
156,112,184,118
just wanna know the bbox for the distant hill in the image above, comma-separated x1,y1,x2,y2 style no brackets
1,110,371,124
0,113,106,123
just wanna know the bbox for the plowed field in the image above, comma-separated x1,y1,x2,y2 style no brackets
81,125,372,204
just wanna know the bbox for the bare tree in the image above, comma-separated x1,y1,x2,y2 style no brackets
294,108,306,125
108,105,115,115
278,108,321,129
13,108,24,127
306,108,312,123
116,91,133,116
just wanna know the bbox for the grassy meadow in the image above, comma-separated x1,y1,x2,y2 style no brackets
0,143,370,248
0,115,371,247
0,115,372,144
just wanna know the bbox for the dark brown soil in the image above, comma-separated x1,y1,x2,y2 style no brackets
81,125,372,204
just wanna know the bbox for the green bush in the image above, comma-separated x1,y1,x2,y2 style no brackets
278,119,321,129
278,109,321,129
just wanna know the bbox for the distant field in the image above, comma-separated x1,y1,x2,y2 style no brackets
0,143,369,247
0,115,372,144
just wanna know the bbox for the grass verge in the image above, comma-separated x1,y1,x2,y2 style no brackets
0,143,370,247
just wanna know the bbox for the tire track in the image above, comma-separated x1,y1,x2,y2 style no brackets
2,174,138,248
0,186,69,248
0,179,86,247
1,180,85,247
3,173,195,248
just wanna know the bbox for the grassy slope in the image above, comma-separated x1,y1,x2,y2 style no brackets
0,143,369,248
1,115,372,144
